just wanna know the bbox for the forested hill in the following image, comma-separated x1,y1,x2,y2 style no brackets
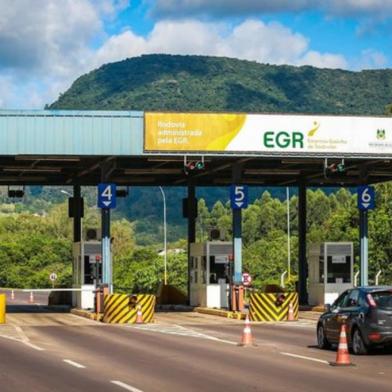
50,54,392,115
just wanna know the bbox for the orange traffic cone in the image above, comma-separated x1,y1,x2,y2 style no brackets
29,291,34,304
11,290,15,300
136,305,144,324
331,322,354,366
287,302,295,321
238,315,256,347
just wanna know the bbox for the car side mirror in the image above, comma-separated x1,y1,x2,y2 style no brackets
325,304,331,313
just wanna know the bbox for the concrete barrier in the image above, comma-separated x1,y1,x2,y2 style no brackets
103,294,155,324
249,292,298,322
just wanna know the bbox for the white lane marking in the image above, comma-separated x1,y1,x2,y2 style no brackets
63,359,86,369
111,380,144,392
280,352,329,364
0,326,45,351
130,324,237,345
23,342,45,351
15,326,45,351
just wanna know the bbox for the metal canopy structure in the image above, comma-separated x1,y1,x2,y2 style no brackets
1,109,391,306
0,110,391,186
1,155,391,186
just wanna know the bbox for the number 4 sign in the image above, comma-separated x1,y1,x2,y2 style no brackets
357,186,375,211
98,183,117,209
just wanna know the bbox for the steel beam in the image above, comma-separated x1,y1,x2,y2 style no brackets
298,182,308,305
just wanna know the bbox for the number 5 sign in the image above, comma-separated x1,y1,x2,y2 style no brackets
357,186,375,211
230,185,249,210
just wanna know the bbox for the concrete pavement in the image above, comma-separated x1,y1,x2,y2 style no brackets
1,311,391,391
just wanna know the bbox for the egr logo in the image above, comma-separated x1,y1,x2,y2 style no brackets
263,121,320,149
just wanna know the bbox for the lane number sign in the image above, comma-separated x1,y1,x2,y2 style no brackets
357,186,375,211
230,185,249,210
98,183,117,209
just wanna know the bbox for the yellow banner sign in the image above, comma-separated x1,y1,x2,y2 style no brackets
144,112,246,152
145,112,392,157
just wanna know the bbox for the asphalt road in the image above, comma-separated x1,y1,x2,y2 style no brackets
1,310,392,392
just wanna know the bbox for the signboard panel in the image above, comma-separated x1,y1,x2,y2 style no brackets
98,183,117,209
357,186,376,211
230,185,249,210
144,112,392,157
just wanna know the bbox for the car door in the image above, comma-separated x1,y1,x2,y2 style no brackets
325,290,350,343
338,289,361,340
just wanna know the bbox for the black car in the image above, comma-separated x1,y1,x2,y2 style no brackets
317,286,392,355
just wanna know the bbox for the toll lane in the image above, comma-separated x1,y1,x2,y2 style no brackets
0,337,122,392
7,313,392,392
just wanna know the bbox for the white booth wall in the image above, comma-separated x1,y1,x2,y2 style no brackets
190,242,232,308
308,242,354,306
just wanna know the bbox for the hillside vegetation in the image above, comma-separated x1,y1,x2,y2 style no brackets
50,54,392,115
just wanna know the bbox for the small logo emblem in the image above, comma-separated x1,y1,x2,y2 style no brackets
307,121,320,137
377,129,386,140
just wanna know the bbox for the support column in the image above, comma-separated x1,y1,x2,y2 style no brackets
232,164,242,285
101,165,113,293
187,183,196,304
231,164,244,312
71,185,83,307
101,208,111,292
359,210,368,286
73,185,82,243
298,182,308,305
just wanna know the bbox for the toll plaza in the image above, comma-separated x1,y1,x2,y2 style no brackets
0,109,392,312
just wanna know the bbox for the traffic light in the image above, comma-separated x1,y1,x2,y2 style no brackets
184,157,205,175
324,159,346,178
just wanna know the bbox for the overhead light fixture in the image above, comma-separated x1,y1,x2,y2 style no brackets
3,167,62,173
15,155,80,162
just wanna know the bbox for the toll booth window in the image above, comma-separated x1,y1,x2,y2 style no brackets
319,256,324,283
84,256,93,284
327,255,351,283
209,256,228,284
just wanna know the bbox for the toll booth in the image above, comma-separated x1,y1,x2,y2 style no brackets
189,241,232,308
308,242,354,306
73,240,102,309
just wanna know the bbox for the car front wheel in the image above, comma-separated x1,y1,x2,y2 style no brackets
317,324,331,349
352,328,368,355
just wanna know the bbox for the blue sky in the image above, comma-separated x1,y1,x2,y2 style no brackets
0,0,391,109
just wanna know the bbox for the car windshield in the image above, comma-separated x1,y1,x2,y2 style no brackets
371,291,392,309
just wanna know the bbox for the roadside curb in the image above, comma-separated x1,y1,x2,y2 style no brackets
71,308,102,322
299,305,324,312
194,307,246,320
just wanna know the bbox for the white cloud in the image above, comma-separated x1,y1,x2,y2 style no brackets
0,1,381,109
93,19,347,70
356,49,388,70
151,0,392,18
0,0,129,108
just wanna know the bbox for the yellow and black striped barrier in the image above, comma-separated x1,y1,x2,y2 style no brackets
103,294,155,324
249,292,299,322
